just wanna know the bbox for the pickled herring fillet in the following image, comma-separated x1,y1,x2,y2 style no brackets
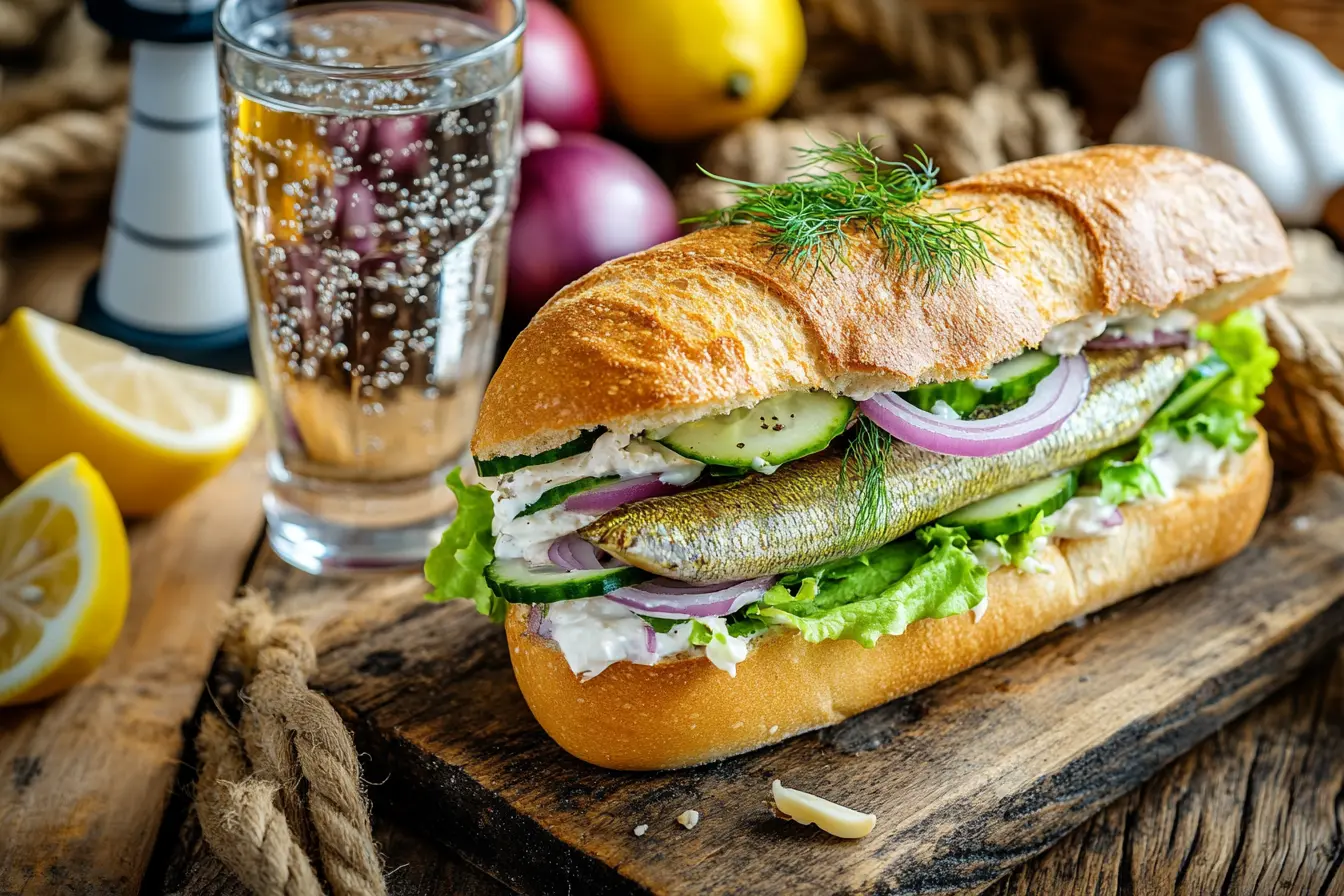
581,347,1203,582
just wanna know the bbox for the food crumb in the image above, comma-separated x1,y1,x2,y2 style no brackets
1291,515,1314,532
677,810,700,830
633,824,648,837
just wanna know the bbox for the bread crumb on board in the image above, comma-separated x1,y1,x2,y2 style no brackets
677,809,700,830
633,824,648,837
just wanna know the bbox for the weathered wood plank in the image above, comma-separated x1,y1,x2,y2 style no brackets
294,473,1344,896
983,643,1344,896
0,441,266,895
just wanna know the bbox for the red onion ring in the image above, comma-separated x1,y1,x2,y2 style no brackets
563,474,687,515
859,354,1090,457
1085,330,1191,350
547,534,618,571
607,576,776,619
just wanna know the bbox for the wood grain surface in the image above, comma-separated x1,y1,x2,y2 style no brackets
0,234,268,895
150,473,1344,896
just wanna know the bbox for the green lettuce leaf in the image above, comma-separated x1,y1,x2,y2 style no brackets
989,511,1054,566
757,525,986,647
1085,309,1276,504
424,468,504,622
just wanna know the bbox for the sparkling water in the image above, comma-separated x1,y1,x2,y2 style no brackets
217,0,522,572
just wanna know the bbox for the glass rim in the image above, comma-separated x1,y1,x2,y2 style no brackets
214,0,526,81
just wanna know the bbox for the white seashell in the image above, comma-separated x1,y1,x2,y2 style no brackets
1113,4,1344,226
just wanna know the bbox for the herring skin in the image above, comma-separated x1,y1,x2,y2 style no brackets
581,348,1203,582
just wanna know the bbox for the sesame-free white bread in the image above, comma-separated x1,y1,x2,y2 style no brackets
505,429,1272,770
473,146,1290,460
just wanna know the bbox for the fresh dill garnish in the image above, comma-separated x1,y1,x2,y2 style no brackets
684,138,1001,290
839,416,894,535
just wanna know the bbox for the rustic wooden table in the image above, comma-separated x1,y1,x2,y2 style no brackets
1,233,1342,895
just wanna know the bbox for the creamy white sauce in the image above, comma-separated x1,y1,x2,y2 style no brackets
488,432,704,563
1046,496,1121,539
1041,308,1202,356
972,377,999,391
544,597,692,680
972,541,1007,573
1017,536,1055,574
494,506,599,565
541,597,752,680
1041,313,1108,355
1146,430,1230,495
1109,308,1200,343
930,399,961,420
751,456,781,474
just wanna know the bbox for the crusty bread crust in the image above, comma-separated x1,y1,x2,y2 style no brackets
505,426,1272,770
474,146,1290,459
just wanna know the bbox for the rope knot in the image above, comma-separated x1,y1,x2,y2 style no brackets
196,590,385,896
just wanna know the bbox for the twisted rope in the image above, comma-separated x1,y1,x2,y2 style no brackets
800,0,1038,98
0,106,126,231
676,82,1084,218
0,0,74,50
196,592,387,896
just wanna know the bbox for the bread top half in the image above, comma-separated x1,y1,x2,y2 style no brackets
472,145,1291,460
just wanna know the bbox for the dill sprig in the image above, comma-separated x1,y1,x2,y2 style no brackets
684,138,1001,290
839,416,894,535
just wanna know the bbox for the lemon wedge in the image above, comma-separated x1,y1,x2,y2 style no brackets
0,309,263,516
0,454,130,706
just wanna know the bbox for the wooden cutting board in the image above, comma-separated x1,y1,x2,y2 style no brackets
303,471,1344,896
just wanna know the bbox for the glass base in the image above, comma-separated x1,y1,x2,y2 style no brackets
263,452,457,575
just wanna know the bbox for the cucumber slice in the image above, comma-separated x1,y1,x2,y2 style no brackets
901,380,982,416
657,391,855,469
518,476,619,517
1154,352,1232,422
976,351,1059,407
474,428,604,478
485,557,653,603
940,470,1079,539
899,351,1059,416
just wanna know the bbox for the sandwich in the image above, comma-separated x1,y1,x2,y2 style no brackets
427,143,1290,771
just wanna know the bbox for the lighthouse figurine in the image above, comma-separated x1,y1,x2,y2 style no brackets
81,0,249,370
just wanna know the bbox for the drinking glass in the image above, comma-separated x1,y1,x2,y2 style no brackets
215,0,522,574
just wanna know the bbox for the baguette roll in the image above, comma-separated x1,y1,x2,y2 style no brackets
505,429,1271,770
473,145,1291,461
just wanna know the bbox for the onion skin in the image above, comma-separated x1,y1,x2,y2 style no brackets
523,0,603,133
507,132,680,318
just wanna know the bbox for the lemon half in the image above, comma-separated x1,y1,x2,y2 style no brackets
0,454,130,706
0,309,263,516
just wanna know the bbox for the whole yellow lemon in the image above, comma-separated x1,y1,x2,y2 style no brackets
569,0,806,141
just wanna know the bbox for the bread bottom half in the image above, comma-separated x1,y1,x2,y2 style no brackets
505,428,1273,771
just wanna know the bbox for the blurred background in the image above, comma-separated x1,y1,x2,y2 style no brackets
2,0,1343,346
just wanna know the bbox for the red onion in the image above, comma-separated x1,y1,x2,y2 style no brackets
547,533,611,571
859,354,1090,457
1085,331,1191,350
336,179,377,254
1102,507,1124,528
507,133,680,318
563,474,686,514
644,624,657,655
323,116,371,163
523,0,602,132
527,605,553,640
606,576,776,620
372,115,430,179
